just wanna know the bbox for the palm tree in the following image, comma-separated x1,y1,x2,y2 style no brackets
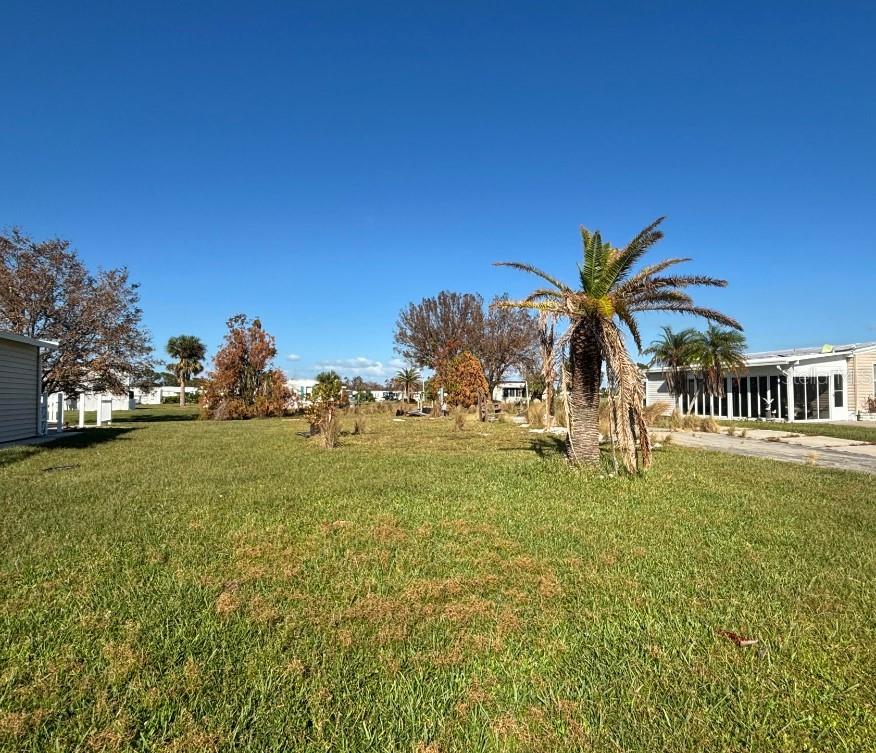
689,324,747,400
394,367,421,404
166,335,206,406
643,326,697,409
495,218,741,471
538,311,558,428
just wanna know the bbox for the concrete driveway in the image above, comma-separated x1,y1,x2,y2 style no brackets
652,428,876,475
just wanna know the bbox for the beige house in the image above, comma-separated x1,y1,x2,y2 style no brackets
0,331,59,443
848,344,876,416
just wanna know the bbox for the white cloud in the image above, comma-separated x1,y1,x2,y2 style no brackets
313,357,396,378
287,353,301,362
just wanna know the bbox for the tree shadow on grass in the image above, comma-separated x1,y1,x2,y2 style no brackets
0,427,134,468
528,433,568,459
509,434,624,471
114,412,199,423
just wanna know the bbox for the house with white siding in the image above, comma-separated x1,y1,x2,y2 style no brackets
493,380,528,403
644,341,876,422
0,331,58,443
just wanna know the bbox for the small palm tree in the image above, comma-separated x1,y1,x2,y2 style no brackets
394,367,421,403
496,218,741,471
166,335,206,406
643,326,697,407
689,324,747,399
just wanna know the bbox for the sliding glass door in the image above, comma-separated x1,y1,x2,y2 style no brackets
792,376,832,420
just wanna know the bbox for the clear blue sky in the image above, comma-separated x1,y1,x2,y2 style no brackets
3,2,874,380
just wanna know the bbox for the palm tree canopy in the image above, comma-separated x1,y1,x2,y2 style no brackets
395,367,421,388
689,324,747,374
494,217,742,351
643,326,698,367
643,326,698,398
166,335,206,381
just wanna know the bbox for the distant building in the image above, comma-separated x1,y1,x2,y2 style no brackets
493,380,528,403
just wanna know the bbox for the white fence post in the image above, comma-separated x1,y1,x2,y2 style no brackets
102,398,113,426
39,395,48,435
55,392,64,433
78,394,86,428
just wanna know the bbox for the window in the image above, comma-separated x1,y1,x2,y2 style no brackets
834,374,843,408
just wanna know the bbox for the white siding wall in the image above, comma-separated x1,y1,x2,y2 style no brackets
0,339,39,442
645,374,675,414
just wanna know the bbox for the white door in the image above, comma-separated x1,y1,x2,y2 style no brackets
830,373,846,420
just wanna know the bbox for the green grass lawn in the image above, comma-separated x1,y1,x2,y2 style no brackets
717,418,876,443
1,407,874,752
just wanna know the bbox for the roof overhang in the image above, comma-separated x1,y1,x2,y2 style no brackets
0,331,59,350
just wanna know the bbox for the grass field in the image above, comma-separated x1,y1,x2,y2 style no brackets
2,406,874,752
716,419,876,443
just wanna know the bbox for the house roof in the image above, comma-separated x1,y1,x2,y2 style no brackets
646,341,876,373
743,341,876,364
0,330,59,350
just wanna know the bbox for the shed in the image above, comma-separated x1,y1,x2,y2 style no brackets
0,331,58,443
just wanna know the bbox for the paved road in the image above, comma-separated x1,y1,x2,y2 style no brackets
652,430,876,475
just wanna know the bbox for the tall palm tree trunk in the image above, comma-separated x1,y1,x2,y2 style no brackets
567,319,602,463
544,379,555,429
179,376,186,406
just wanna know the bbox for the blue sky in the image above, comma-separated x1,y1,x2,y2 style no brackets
2,2,874,380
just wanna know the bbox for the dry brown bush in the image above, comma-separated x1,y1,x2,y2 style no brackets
642,401,671,425
699,416,719,433
526,400,545,428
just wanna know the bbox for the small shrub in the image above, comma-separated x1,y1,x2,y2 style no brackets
682,414,699,430
699,416,719,433
726,425,736,436
866,395,876,414
642,401,671,426
353,416,368,435
739,429,747,438
319,412,342,448
527,400,545,429
669,410,684,430
453,408,466,431
162,392,198,405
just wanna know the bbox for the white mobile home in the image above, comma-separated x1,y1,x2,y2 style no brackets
0,331,58,443
645,341,876,422
493,380,528,403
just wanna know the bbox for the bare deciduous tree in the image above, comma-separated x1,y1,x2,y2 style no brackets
0,228,152,395
394,291,537,393
394,291,485,368
479,295,539,393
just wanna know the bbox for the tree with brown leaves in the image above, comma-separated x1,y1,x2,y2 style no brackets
200,315,289,419
438,351,490,420
0,228,152,395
